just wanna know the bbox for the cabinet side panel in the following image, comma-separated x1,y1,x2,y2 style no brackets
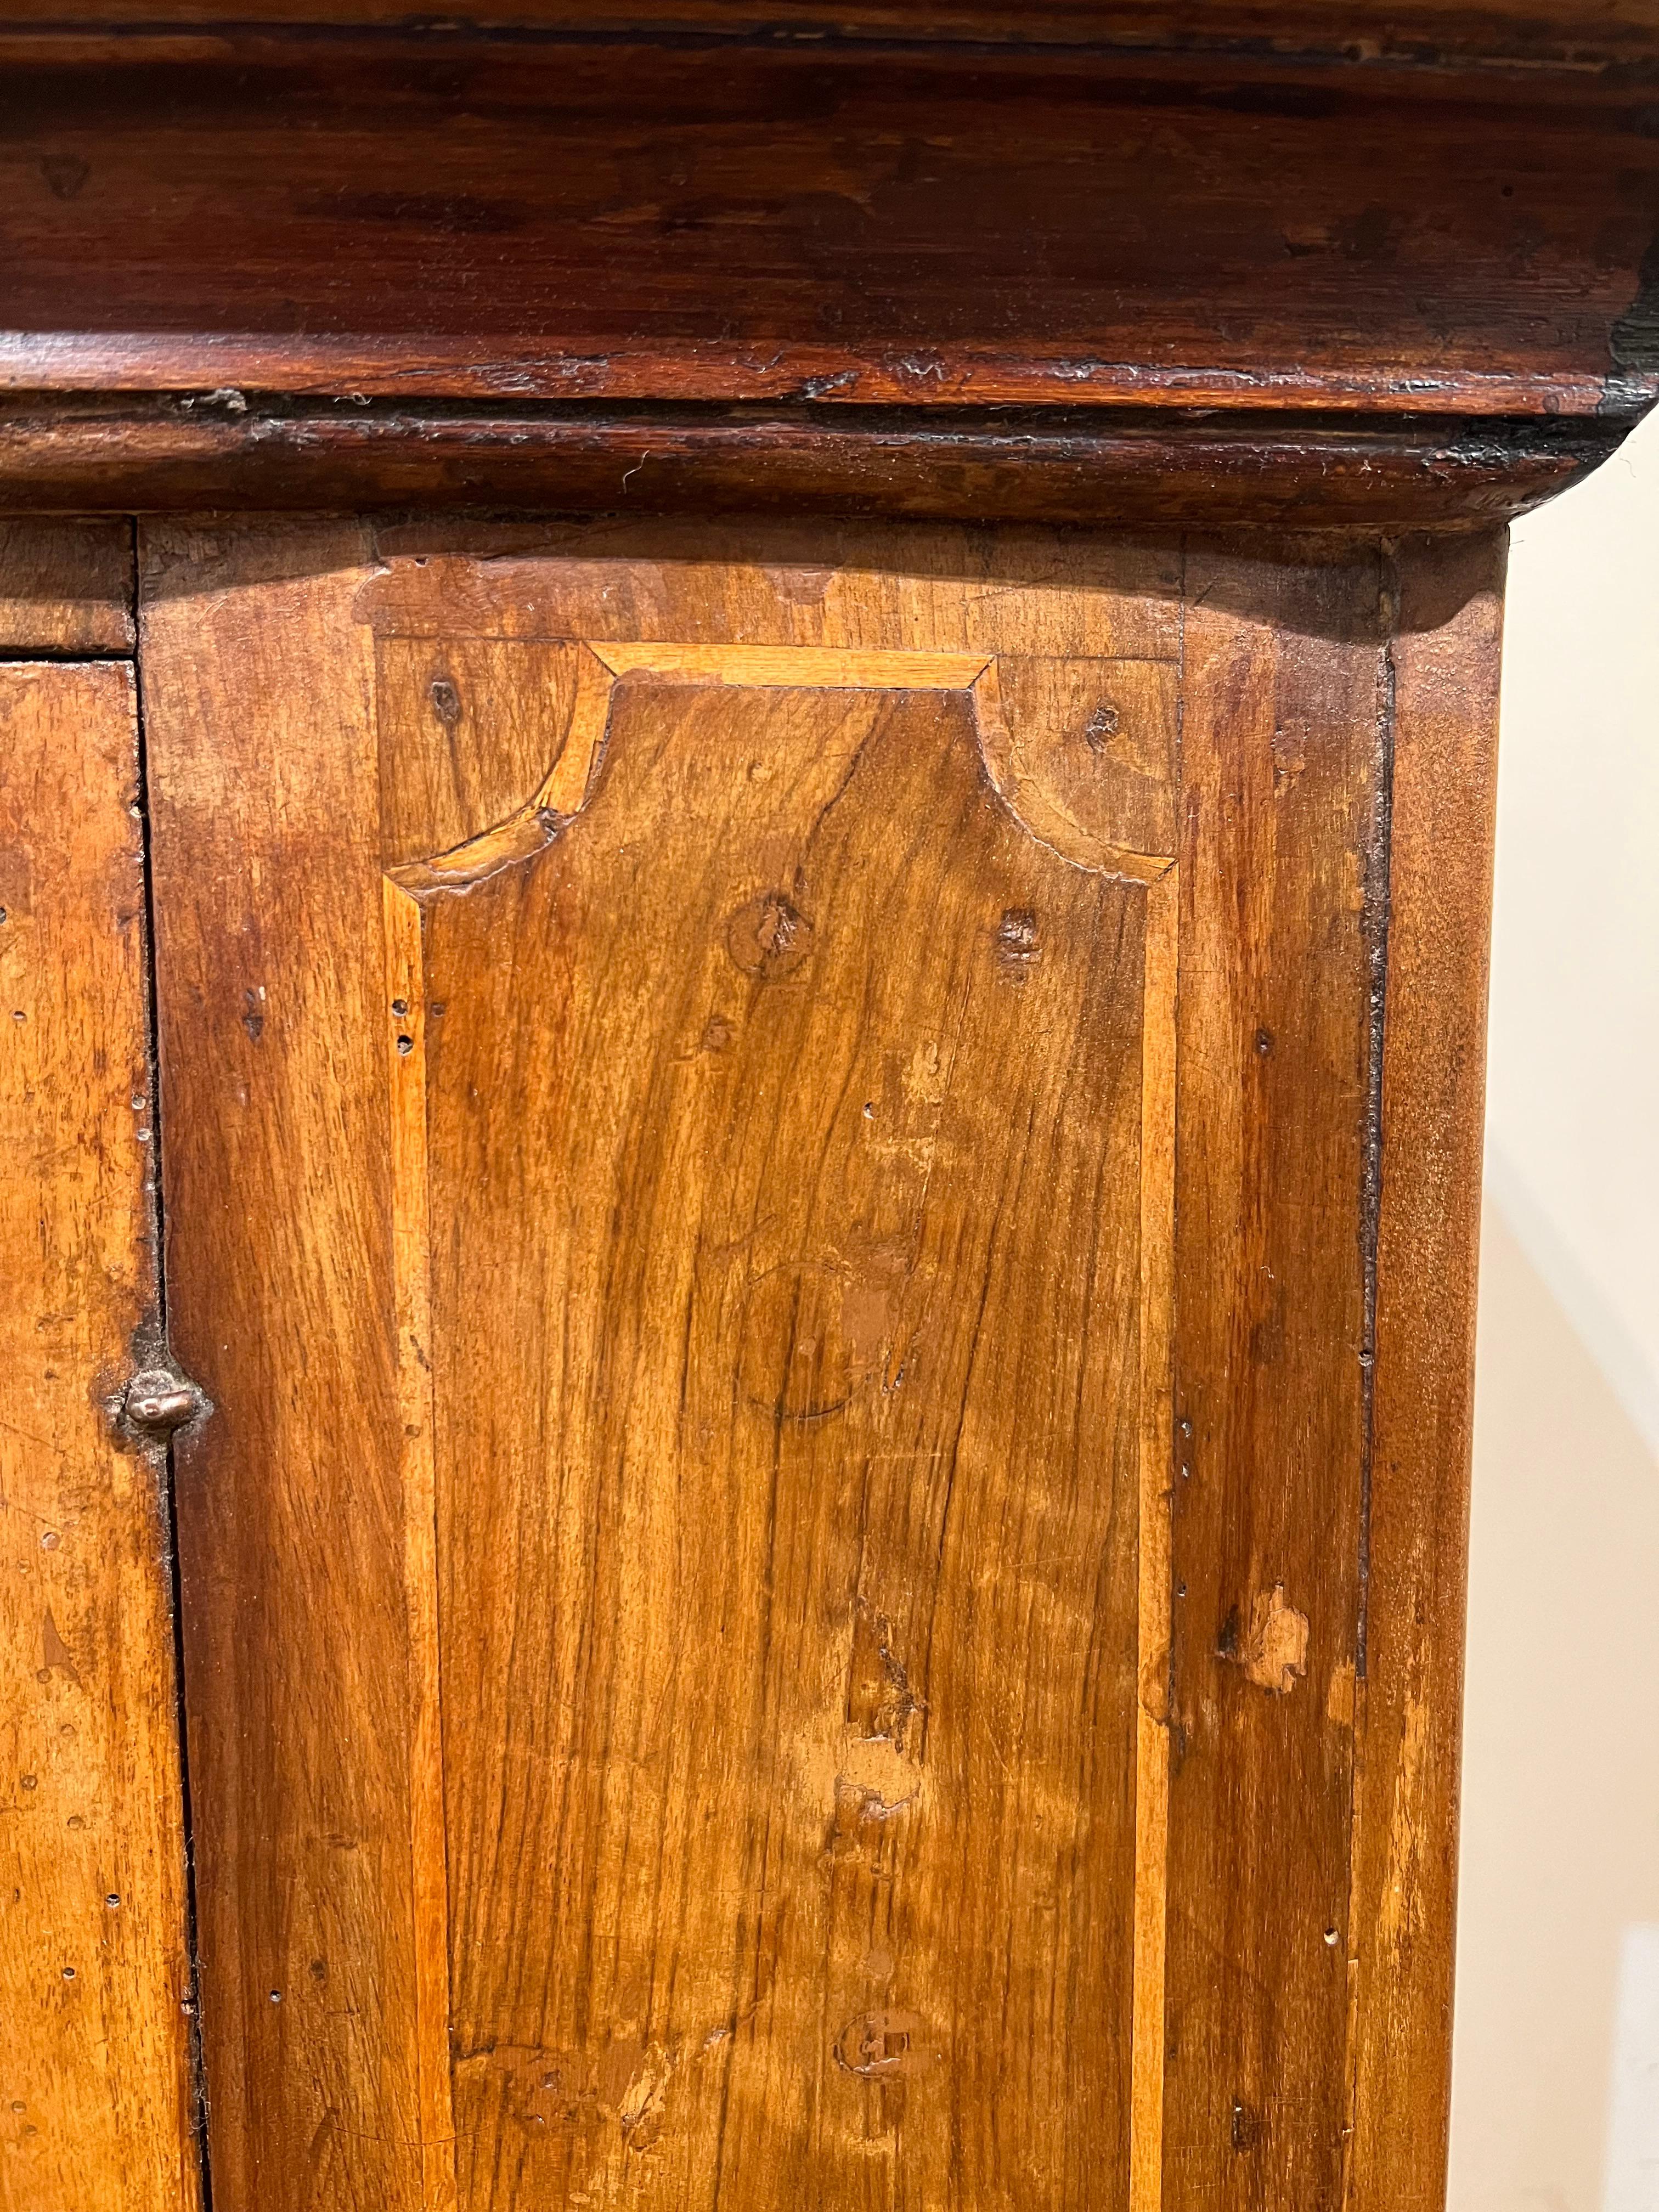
0,660,199,2212
1164,548,1385,2208
137,512,1504,2210
1346,531,1505,2212
139,523,427,2212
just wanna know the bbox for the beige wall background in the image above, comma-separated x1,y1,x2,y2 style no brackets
1448,412,1659,2211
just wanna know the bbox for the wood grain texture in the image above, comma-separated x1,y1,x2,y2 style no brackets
0,32,1654,427
0,517,132,651
143,515,1504,2212
385,879,460,2212
0,0,1655,59
386,643,1175,893
1164,545,1386,2208
0,400,1620,529
144,517,1183,2211
0,657,200,2212
141,521,430,2212
1344,531,1505,2212
412,679,1166,2210
3,0,1656,54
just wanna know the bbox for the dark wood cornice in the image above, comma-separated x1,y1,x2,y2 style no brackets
8,3,1659,67
4,8,1655,517
0,394,1622,525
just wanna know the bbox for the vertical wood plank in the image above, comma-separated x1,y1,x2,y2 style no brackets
140,522,427,2212
1164,544,1385,2209
385,878,459,2212
1345,531,1506,2212
0,658,200,2212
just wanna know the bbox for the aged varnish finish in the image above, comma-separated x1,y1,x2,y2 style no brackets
127,516,1501,2212
0,529,201,2212
0,4,1647,2210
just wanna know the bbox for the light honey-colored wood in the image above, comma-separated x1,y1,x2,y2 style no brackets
0,3,1624,2198
385,879,460,2212
138,516,1506,2212
383,627,1180,2210
1165,545,1385,2210
0,656,199,2212
144,520,1186,2210
588,642,994,690
405,679,1166,2207
144,521,433,2212
1345,533,1506,2212
1130,874,1176,2212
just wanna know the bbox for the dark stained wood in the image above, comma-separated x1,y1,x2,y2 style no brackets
0,0,1655,61
1163,543,1386,2208
0,517,132,650
1346,531,1505,2212
0,399,1621,527
0,29,1655,430
0,651,200,2212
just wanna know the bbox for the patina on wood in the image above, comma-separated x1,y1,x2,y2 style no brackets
133,515,1502,2212
0,3,1645,2207
0,590,201,2212
0,2,1654,518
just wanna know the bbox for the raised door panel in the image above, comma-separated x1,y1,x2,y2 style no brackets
398,672,1170,2210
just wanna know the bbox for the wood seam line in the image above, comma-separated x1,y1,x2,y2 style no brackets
533,641,618,818
1339,550,1401,2210
1131,868,1177,2212
382,877,460,2212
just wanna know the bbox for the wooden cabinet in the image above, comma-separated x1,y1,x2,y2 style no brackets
0,8,1650,2210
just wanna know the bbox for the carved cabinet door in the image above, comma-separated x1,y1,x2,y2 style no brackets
139,516,1498,2212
